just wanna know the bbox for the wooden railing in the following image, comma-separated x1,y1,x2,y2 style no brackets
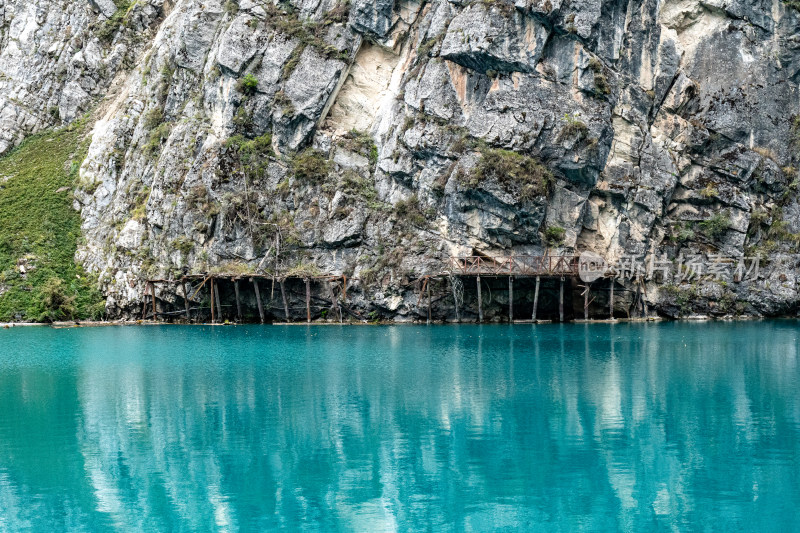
449,255,579,277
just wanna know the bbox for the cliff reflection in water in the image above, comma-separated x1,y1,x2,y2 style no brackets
0,323,798,530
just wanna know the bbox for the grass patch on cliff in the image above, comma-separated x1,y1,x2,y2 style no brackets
544,225,566,246
461,147,552,202
291,148,331,183
0,122,105,321
263,3,350,63
338,129,378,166
95,0,134,43
698,213,730,241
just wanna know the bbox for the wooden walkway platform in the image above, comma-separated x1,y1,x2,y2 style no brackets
142,254,634,324
448,255,579,277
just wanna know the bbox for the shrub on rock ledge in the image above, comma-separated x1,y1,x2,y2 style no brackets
236,73,259,95
699,213,730,241
464,147,552,202
292,148,330,183
544,225,566,246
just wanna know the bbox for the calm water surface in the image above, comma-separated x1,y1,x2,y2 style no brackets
0,322,798,531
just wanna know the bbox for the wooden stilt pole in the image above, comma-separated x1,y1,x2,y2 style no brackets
342,276,347,301
584,282,590,320
214,280,222,322
508,276,514,322
559,277,565,323
532,276,540,321
416,279,425,315
451,277,461,323
328,280,342,323
305,278,311,323
640,277,649,318
252,278,265,324
609,278,615,320
151,282,157,321
141,283,149,320
210,278,216,324
183,281,191,321
234,280,242,322
476,275,483,323
279,280,289,322
427,277,432,324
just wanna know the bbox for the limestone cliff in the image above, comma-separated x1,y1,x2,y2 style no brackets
3,0,800,321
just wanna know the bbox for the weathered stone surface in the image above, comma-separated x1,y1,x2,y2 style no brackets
440,2,549,73
349,0,394,37
277,48,348,150
0,0,163,154
217,14,267,75
89,0,119,19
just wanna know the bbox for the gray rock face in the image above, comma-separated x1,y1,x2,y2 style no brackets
89,0,119,19
349,0,394,37
440,2,549,73
3,0,800,320
0,0,163,154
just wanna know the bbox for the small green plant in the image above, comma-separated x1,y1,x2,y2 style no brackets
273,90,294,115
224,0,239,15
767,219,800,247
143,107,164,130
292,148,330,183
131,185,151,220
261,3,349,62
661,283,698,317
544,225,566,246
340,170,379,204
282,45,306,79
415,33,444,65
699,184,719,199
143,122,172,158
673,222,696,243
236,73,259,95
698,213,730,240
173,236,195,257
232,106,254,130
339,129,378,166
394,195,428,227
275,178,291,198
560,113,589,140
747,207,769,237
716,290,739,315
593,73,611,95
226,133,273,159
587,57,610,95
96,1,132,42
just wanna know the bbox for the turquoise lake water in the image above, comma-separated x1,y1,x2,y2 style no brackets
0,322,798,531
